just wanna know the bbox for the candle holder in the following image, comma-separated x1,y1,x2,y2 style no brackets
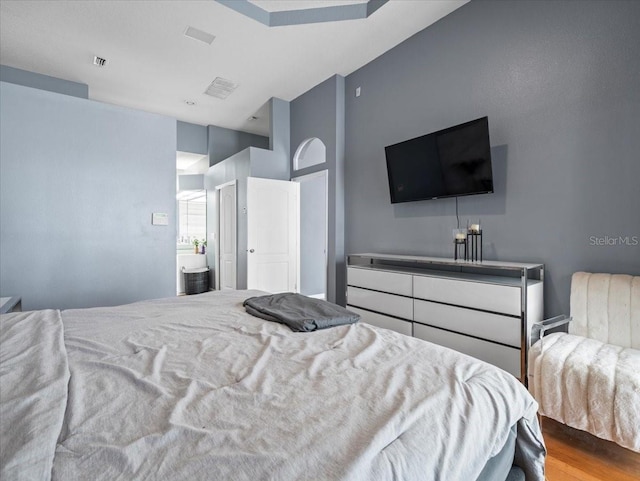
453,228,468,261
467,220,483,262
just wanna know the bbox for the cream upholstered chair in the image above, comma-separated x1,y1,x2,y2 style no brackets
528,272,640,453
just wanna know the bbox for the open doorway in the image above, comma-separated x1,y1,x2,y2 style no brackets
292,137,328,300
176,151,209,294
292,169,328,300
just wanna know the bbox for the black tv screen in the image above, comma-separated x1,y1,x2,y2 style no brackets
385,117,493,203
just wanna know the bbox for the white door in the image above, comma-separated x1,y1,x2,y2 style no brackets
247,177,299,293
218,182,237,290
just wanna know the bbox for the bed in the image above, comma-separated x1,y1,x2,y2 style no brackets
0,290,545,480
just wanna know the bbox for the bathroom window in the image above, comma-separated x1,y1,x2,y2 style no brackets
177,191,206,252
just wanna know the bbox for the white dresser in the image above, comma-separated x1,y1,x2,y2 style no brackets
346,253,544,382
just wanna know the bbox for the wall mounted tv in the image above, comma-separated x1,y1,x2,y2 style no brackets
385,116,493,203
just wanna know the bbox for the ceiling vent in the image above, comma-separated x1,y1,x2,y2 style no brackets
204,77,239,99
93,56,107,67
184,26,216,45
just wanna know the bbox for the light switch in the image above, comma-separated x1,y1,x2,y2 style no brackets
152,213,169,225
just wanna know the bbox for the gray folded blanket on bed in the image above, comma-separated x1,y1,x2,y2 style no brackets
243,293,360,332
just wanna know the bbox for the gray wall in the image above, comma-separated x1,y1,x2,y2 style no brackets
0,81,177,310
177,120,208,155
249,147,289,181
270,97,291,167
178,174,205,191
0,64,88,99
209,124,269,165
290,75,346,304
344,0,640,317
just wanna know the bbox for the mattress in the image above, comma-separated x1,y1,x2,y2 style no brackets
0,290,545,480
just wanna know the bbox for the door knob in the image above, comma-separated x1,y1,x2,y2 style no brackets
249,249,255,253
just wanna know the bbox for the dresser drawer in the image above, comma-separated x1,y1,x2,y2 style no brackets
413,323,521,378
414,299,520,348
347,286,413,320
348,306,413,336
413,275,520,316
347,267,412,296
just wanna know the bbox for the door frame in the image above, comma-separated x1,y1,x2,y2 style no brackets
291,169,328,300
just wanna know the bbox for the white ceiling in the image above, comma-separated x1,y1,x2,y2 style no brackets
0,0,468,136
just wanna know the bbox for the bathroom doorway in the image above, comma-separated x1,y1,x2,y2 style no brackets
176,151,209,294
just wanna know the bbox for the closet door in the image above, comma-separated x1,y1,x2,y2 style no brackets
218,182,237,290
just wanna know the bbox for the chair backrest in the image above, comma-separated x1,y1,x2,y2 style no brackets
570,272,640,349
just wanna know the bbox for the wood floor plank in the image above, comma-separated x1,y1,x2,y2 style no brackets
541,417,640,481
545,457,600,481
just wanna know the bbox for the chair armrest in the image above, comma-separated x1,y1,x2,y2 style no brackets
531,315,572,345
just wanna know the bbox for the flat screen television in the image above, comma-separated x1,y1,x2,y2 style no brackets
385,117,493,203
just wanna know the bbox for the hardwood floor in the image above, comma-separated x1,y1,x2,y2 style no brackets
541,417,640,481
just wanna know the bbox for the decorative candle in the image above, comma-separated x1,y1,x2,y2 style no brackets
468,220,481,234
453,228,467,241
453,228,468,260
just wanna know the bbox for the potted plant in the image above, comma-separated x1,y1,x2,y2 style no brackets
201,240,207,255
192,238,199,254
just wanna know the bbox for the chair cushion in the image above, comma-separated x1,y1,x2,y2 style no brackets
570,272,640,349
529,332,640,452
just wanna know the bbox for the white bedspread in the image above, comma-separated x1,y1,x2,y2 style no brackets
0,310,69,480
1,290,545,480
529,332,640,452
